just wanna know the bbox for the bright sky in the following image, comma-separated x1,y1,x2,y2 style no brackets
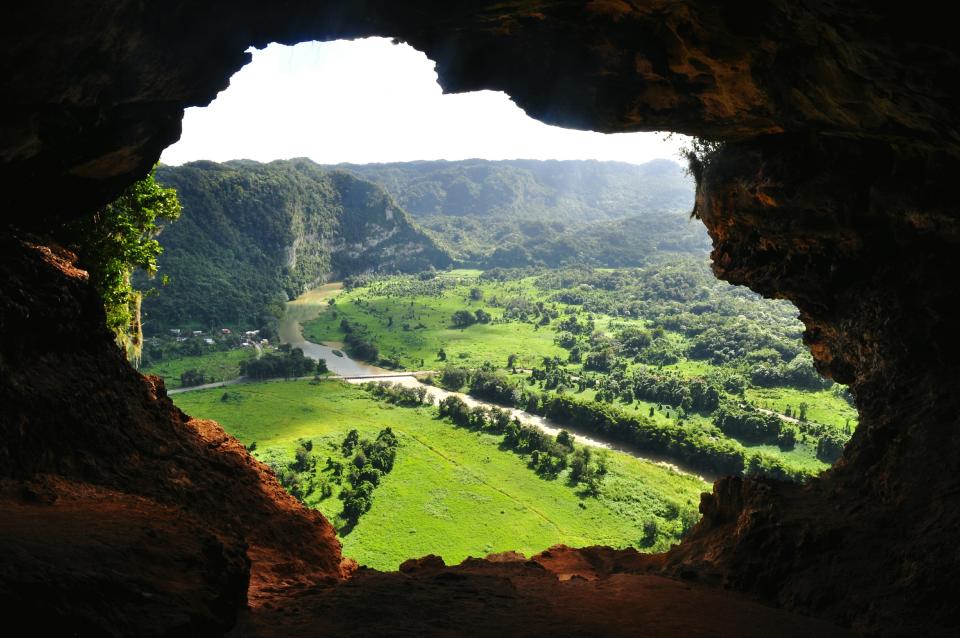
161,38,689,166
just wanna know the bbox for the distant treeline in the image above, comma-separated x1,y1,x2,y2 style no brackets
240,346,320,380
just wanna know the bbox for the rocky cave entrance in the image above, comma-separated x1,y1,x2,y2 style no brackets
4,4,958,635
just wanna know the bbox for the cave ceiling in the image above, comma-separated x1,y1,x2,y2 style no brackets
2,1,958,229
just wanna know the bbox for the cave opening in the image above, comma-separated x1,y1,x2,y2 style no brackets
142,38,858,572
10,4,957,634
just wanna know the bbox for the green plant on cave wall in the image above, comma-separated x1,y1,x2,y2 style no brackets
62,166,181,364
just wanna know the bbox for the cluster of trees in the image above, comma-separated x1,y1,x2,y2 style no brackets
364,381,431,407
467,368,519,404
744,450,805,482
180,368,206,387
748,352,831,390
526,260,808,373
438,366,471,391
529,393,748,477
339,319,380,362
816,431,847,463
336,428,400,527
451,308,492,327
437,396,605,487
713,403,793,447
591,368,723,413
272,439,332,503
432,364,819,479
240,346,319,380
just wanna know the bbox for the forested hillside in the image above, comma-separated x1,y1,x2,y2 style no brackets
337,159,693,220
144,158,699,332
335,159,702,265
143,159,451,332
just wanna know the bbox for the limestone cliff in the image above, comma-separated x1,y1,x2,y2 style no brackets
145,159,451,329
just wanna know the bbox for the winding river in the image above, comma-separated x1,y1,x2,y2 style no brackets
279,284,714,483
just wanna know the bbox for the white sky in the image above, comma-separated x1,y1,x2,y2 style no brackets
161,38,689,166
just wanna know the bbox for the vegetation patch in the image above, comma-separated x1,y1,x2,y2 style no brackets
172,380,707,569
305,264,858,479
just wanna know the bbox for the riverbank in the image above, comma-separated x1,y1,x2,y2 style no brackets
277,284,713,482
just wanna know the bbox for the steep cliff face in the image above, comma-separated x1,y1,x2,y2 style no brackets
145,159,450,329
0,237,348,635
2,1,959,636
665,136,960,633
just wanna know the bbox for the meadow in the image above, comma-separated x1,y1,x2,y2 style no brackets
141,347,255,388
303,270,568,370
301,266,857,478
173,380,708,570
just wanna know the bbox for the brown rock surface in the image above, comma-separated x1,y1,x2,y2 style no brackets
0,237,345,633
229,557,851,638
0,477,248,636
665,137,960,633
2,2,960,635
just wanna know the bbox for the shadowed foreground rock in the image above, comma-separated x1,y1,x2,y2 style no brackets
0,238,347,635
229,548,850,638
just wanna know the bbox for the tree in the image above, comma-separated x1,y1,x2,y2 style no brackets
440,366,470,390
316,358,329,375
641,519,659,547
469,287,484,301
180,368,205,387
341,429,360,456
62,166,181,363
452,309,477,327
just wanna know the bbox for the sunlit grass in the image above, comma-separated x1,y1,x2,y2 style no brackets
173,380,708,570
141,347,255,388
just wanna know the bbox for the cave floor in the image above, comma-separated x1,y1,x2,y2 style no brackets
231,557,851,637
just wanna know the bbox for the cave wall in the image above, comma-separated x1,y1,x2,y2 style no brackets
2,1,959,635
666,135,960,633
0,236,348,635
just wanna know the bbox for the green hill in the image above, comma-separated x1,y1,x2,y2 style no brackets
334,159,702,266
335,158,694,221
143,159,451,332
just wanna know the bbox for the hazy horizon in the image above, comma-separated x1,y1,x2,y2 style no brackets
161,38,690,167
164,155,687,168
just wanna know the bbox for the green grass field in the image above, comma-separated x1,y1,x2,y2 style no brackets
141,347,256,388
303,275,567,370
173,380,709,570
745,387,858,432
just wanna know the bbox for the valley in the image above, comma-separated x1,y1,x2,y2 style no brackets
145,157,857,571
